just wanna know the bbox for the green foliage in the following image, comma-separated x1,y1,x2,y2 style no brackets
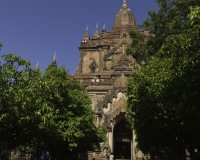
141,0,200,56
127,6,200,160
0,54,105,159
126,30,153,65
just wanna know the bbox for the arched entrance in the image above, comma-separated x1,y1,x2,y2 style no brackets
114,119,132,159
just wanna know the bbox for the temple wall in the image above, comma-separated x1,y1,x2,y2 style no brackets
81,50,99,73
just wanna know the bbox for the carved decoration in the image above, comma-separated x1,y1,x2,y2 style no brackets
121,27,129,38
103,40,128,61
116,52,130,68
89,59,98,73
102,92,127,126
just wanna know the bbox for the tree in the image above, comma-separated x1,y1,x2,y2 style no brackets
127,6,200,160
127,0,200,61
0,54,105,160
158,6,200,159
126,30,153,65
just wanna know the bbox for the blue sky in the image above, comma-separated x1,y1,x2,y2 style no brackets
0,0,158,74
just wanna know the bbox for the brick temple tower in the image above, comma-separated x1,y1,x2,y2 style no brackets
75,0,149,159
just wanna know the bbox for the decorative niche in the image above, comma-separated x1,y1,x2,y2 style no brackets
89,59,98,73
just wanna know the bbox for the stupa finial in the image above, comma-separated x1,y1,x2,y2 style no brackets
122,0,128,9
82,26,90,42
93,23,99,38
103,24,106,30
50,51,57,67
96,23,98,29
36,61,39,71
54,52,56,60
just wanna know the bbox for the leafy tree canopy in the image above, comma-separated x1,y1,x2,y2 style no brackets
0,54,106,160
127,0,200,65
127,5,200,160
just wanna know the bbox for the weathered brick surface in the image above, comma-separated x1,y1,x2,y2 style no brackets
75,0,150,159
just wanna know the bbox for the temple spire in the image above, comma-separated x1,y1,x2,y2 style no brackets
101,24,106,36
86,25,88,32
96,23,98,29
82,26,90,42
36,61,39,71
122,0,128,9
93,23,99,38
103,24,106,30
50,52,57,67
54,52,56,61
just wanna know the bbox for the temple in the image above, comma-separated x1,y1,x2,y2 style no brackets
75,0,149,159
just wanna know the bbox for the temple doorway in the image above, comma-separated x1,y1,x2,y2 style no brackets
114,119,132,159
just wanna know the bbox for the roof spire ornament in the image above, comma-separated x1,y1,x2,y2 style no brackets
36,61,40,71
103,24,106,30
96,23,98,30
50,52,57,67
93,23,99,38
102,23,106,35
54,52,56,60
122,0,128,9
82,26,90,42
86,25,88,32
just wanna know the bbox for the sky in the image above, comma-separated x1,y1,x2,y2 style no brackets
0,0,158,74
